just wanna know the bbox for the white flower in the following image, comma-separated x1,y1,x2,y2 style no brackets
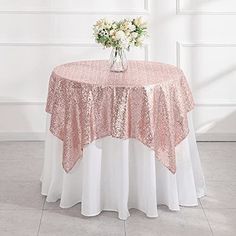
93,17,147,49
112,23,118,29
115,30,126,40
129,23,136,31
135,36,144,46
120,38,129,49
131,32,138,39
110,30,115,36
125,30,131,36
96,18,111,29
134,17,146,28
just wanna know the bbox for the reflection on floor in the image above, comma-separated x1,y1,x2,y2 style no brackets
0,141,236,236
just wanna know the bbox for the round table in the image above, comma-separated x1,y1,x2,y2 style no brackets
41,60,206,220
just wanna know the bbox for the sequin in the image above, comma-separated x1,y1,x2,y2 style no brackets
46,60,194,174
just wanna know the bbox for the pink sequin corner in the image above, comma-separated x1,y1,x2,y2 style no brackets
46,60,194,174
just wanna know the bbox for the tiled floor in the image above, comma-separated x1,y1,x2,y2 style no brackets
0,141,236,236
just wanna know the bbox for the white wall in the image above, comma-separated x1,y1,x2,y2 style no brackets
150,0,236,141
0,0,149,140
0,0,235,141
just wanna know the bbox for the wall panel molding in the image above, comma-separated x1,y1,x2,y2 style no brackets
176,0,236,15
176,41,236,107
0,132,45,141
176,41,236,69
196,133,236,142
0,42,99,47
0,10,150,15
176,41,236,68
0,0,150,15
0,99,45,106
0,42,150,60
195,100,236,107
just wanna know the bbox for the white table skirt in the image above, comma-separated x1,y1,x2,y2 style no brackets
41,113,206,220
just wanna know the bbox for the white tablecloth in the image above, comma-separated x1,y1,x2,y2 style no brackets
41,113,206,220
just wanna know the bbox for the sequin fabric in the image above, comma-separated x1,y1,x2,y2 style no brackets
46,60,194,174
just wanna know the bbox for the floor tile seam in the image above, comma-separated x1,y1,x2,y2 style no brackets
201,203,214,236
37,198,46,236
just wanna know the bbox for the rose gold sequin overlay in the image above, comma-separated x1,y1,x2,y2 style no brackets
46,60,194,174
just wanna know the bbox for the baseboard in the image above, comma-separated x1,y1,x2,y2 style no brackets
196,133,236,142
0,132,45,141
0,132,235,142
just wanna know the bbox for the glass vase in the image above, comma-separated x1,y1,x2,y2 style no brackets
109,47,128,72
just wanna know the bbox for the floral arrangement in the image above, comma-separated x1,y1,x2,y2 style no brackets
93,17,148,50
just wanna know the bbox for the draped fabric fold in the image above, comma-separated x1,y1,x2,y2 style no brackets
45,60,194,173
41,113,206,220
